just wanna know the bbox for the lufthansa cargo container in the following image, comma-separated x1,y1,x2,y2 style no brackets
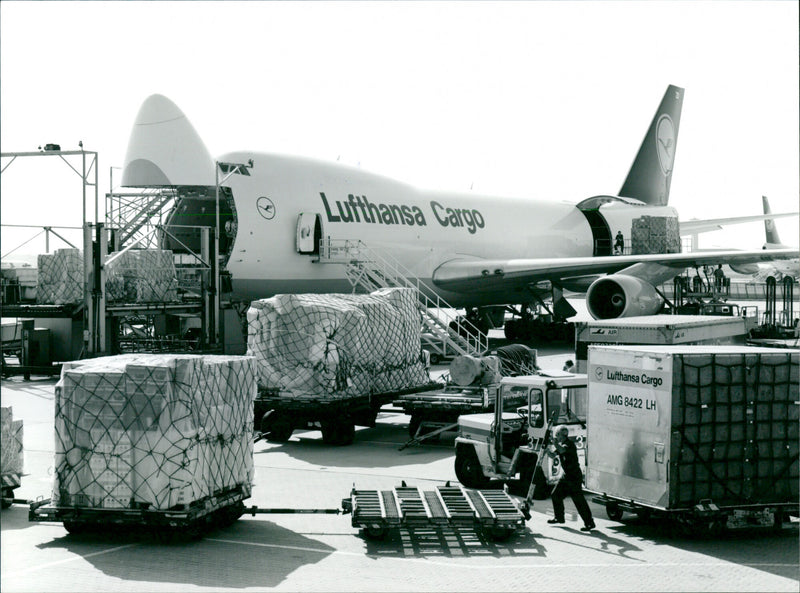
574,315,748,373
585,345,798,529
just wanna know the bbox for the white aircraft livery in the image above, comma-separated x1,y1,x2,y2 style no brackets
120,85,798,325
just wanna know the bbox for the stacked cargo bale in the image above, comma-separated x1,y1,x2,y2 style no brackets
247,287,430,398
51,353,256,510
630,215,681,255
36,248,84,305
1,407,24,481
105,249,179,303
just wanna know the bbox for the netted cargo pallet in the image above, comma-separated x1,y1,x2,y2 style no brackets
105,249,179,303
246,288,430,398
344,483,526,541
29,484,249,539
1,407,24,508
51,354,256,514
37,248,83,305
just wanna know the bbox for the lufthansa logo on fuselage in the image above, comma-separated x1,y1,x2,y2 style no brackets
257,197,276,220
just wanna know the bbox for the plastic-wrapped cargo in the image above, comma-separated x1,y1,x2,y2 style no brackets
630,215,681,255
105,249,179,303
247,287,429,398
1,407,24,477
51,354,256,510
36,248,84,305
586,345,799,510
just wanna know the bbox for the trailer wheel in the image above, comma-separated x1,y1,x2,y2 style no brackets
266,416,294,443
322,420,355,446
63,520,89,535
606,503,623,521
1,488,13,509
455,447,490,489
363,526,389,540
486,526,515,542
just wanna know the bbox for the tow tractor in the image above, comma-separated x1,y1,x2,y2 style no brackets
453,372,588,499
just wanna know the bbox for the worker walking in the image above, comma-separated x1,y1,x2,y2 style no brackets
546,425,596,531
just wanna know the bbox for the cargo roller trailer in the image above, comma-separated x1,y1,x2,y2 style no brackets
584,345,799,534
343,483,527,541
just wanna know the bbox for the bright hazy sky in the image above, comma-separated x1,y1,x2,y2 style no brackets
1,1,798,261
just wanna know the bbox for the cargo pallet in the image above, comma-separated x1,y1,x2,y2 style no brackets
343,483,526,541
28,484,249,539
255,382,442,446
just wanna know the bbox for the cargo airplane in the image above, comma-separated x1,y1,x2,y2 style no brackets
761,195,799,279
120,85,798,334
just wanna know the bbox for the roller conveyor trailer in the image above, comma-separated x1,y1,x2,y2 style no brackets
28,485,251,540
254,381,443,446
343,482,527,541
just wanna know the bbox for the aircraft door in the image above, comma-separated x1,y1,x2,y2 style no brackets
296,212,323,255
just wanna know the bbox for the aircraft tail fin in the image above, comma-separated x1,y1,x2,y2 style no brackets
619,85,684,206
762,195,784,247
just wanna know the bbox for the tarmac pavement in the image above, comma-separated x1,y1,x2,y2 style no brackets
1,348,798,592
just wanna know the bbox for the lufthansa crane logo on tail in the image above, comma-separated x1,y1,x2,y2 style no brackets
257,197,276,220
655,114,676,176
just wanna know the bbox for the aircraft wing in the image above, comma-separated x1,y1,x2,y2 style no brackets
680,212,798,235
432,248,799,293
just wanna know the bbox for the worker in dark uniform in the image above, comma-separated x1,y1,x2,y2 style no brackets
713,264,726,291
614,231,624,255
546,425,596,531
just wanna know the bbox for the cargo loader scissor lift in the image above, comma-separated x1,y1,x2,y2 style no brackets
343,482,526,541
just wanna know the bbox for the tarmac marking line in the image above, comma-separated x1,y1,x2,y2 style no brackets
0,543,139,578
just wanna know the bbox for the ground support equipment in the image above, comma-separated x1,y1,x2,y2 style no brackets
343,482,526,541
1,472,21,509
591,493,799,535
28,485,250,540
255,382,442,446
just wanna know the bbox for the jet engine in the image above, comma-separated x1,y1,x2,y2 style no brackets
585,274,664,319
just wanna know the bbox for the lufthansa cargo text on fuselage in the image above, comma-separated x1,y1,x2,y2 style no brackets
319,193,486,234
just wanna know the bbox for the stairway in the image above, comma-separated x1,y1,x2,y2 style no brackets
317,238,487,359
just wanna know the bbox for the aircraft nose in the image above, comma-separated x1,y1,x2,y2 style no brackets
122,94,216,187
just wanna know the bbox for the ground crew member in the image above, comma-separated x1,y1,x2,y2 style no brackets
546,425,596,531
713,264,726,291
614,231,624,255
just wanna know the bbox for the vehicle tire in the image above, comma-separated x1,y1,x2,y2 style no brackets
455,448,490,489
63,520,89,535
266,416,294,443
364,526,389,540
606,503,623,521
1,488,12,509
486,526,515,542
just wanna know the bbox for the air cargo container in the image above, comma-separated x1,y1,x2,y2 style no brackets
585,345,798,531
574,315,749,373
1,407,24,508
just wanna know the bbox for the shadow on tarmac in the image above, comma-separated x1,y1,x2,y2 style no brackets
34,518,335,589
359,524,548,559
1,504,42,533
603,514,800,582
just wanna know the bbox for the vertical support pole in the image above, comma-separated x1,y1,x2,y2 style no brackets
201,227,211,348
97,223,107,354
214,165,221,347
83,223,94,356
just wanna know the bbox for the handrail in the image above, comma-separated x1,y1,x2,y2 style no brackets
320,238,488,357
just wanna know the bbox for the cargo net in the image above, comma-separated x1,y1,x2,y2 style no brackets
37,248,83,305
246,288,430,398
36,248,180,305
630,215,681,255
673,351,799,507
1,407,24,476
105,249,179,303
52,354,256,510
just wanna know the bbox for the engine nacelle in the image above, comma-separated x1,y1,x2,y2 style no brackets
586,275,664,319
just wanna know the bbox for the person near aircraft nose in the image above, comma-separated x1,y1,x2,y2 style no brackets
546,425,596,531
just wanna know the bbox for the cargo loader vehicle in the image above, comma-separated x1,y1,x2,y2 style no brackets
453,372,588,499
585,345,799,533
394,344,539,441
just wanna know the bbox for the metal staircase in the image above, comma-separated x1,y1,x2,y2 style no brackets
318,238,487,359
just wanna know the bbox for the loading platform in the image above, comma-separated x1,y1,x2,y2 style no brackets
344,483,526,541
